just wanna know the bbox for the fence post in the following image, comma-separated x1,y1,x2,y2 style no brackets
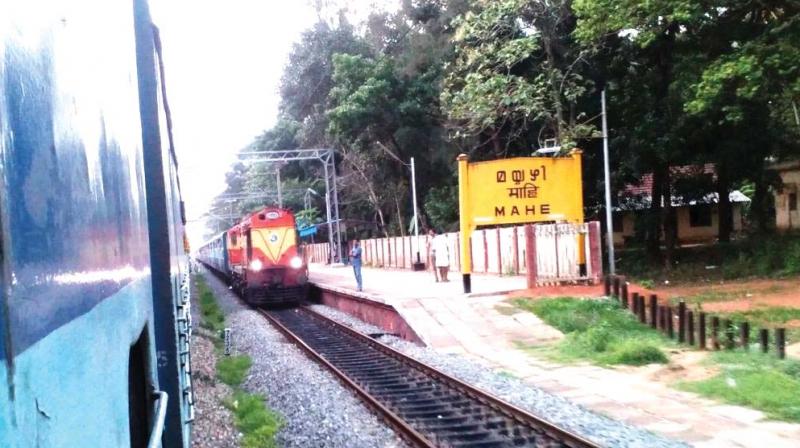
496,227,503,276
524,225,537,288
512,227,520,275
760,329,769,353
401,236,406,268
469,236,474,272
638,296,646,324
622,283,630,309
698,313,707,349
687,311,695,346
613,276,621,298
649,295,657,328
604,275,612,297
483,229,489,274
740,322,750,350
678,301,686,343
711,317,720,350
777,328,786,359
455,233,461,272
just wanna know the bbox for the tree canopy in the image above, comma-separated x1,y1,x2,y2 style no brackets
208,0,800,263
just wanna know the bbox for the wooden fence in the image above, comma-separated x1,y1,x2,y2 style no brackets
305,222,604,285
605,275,789,359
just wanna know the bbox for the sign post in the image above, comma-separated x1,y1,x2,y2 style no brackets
457,155,472,293
457,152,585,293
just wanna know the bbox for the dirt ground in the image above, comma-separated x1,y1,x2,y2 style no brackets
650,277,800,312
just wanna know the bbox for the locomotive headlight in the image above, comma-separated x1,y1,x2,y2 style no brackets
290,256,303,269
249,259,263,271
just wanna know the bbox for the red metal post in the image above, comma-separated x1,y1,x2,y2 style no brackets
588,221,603,283
524,224,537,288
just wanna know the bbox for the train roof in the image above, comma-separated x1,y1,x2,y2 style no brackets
240,207,296,229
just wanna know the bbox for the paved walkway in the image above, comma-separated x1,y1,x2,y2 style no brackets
309,264,800,448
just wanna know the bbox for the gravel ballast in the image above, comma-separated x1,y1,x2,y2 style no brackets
200,269,407,448
190,275,241,448
308,304,689,448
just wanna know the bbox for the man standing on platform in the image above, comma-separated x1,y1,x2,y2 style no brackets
432,230,450,282
426,229,439,282
350,240,363,291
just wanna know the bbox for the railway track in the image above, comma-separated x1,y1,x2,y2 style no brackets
259,306,600,448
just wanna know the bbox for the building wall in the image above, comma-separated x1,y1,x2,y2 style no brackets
613,204,744,246
775,169,800,231
612,213,636,245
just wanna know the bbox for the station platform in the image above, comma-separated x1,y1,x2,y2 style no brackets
308,263,800,448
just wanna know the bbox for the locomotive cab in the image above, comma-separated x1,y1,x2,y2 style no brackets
235,208,308,306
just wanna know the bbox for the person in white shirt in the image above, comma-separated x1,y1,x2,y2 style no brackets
432,231,450,282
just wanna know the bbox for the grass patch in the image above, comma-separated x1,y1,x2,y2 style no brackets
196,276,225,334
679,351,800,422
217,355,252,387
192,273,283,446
225,391,283,448
514,297,669,366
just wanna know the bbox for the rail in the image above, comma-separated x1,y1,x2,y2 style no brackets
259,306,600,448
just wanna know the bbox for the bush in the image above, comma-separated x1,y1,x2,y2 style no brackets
217,355,252,387
604,340,668,365
518,297,671,366
226,391,283,448
575,324,613,352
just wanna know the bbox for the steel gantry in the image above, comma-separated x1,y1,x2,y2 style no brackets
238,148,342,263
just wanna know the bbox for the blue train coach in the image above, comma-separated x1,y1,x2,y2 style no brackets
1,0,193,446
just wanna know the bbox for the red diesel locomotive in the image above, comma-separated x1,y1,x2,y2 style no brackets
198,207,309,306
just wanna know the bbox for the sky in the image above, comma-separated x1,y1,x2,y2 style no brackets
149,0,392,245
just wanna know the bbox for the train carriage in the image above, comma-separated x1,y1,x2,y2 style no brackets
0,0,193,446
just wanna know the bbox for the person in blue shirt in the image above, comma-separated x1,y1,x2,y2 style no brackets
350,239,363,291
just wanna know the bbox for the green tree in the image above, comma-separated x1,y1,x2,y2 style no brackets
442,0,594,156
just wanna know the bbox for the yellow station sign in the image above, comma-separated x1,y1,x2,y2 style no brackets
457,151,585,283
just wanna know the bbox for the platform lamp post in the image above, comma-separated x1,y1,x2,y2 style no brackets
601,89,616,274
410,157,424,270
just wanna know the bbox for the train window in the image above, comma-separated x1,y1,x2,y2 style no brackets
231,233,237,246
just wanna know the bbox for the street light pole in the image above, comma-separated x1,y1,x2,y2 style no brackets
601,89,616,274
410,157,421,264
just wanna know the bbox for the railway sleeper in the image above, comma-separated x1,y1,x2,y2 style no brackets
418,417,509,433
372,385,445,400
340,363,407,375
436,429,512,444
361,377,432,389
